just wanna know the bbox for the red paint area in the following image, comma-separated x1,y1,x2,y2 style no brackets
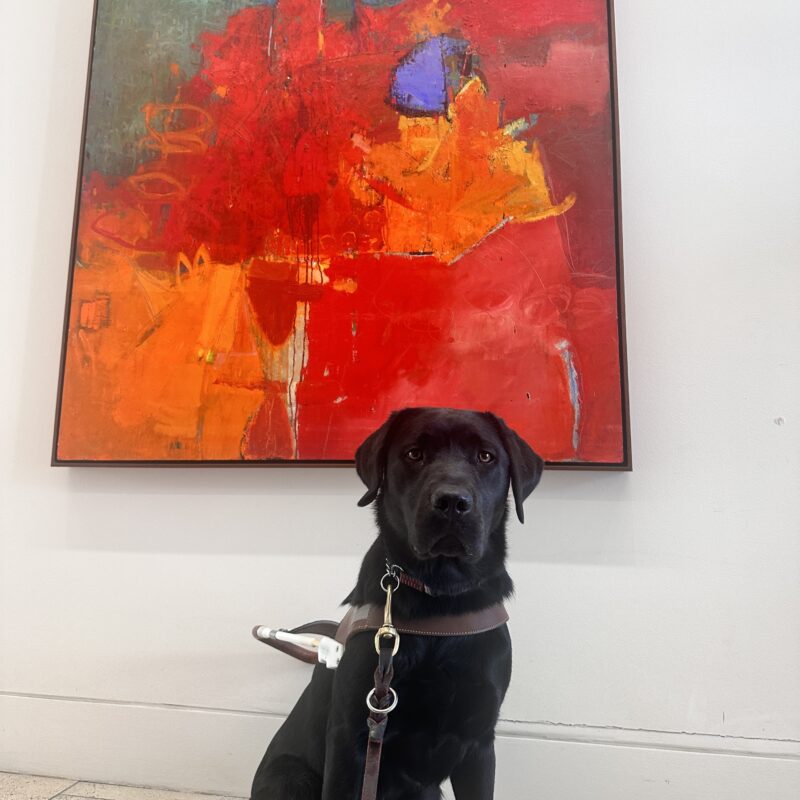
75,0,623,463
299,219,621,461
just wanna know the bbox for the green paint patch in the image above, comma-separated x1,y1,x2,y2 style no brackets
85,0,275,177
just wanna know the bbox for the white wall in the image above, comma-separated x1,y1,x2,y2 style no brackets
1,1,799,798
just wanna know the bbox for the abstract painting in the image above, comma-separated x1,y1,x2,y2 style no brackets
54,0,629,466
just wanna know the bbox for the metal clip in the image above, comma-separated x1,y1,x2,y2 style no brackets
375,565,401,655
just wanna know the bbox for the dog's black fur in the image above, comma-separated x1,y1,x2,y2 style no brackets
251,407,543,800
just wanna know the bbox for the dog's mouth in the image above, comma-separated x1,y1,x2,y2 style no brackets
409,511,485,561
427,534,471,559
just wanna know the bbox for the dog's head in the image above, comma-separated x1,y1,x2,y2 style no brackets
355,408,543,567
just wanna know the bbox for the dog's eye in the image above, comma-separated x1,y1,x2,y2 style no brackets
405,447,423,462
478,450,495,464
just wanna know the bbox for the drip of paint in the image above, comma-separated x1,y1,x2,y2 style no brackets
556,339,582,453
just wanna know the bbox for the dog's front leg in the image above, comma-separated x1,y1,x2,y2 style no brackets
450,737,496,800
321,637,376,800
320,722,363,800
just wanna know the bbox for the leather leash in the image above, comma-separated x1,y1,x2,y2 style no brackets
360,565,402,800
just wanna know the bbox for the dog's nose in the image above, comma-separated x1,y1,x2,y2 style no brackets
432,488,473,516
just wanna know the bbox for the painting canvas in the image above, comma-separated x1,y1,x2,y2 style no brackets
54,0,629,467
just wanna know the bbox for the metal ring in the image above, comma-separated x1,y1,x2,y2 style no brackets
380,572,401,593
366,687,398,715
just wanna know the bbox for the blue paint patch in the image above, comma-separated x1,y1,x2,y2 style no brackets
390,35,472,115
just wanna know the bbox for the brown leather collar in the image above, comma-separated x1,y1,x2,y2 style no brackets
390,561,485,598
336,603,509,644
396,571,435,595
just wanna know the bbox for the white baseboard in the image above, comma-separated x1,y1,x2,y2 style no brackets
1,693,798,799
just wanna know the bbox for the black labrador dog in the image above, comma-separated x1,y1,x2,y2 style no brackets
251,407,543,800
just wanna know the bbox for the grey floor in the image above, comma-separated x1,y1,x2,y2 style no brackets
0,773,246,800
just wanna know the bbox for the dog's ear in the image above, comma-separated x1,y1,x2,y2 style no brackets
355,411,402,507
489,414,544,523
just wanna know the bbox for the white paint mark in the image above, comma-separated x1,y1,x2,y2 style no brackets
556,339,582,452
449,218,512,265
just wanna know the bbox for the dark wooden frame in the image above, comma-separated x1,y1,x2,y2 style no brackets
52,0,631,471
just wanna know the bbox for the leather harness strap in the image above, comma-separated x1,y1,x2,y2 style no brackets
254,604,509,660
336,603,509,642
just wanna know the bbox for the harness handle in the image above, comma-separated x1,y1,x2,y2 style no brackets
253,627,344,669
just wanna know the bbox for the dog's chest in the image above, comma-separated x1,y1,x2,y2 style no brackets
384,629,510,744
353,630,509,792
